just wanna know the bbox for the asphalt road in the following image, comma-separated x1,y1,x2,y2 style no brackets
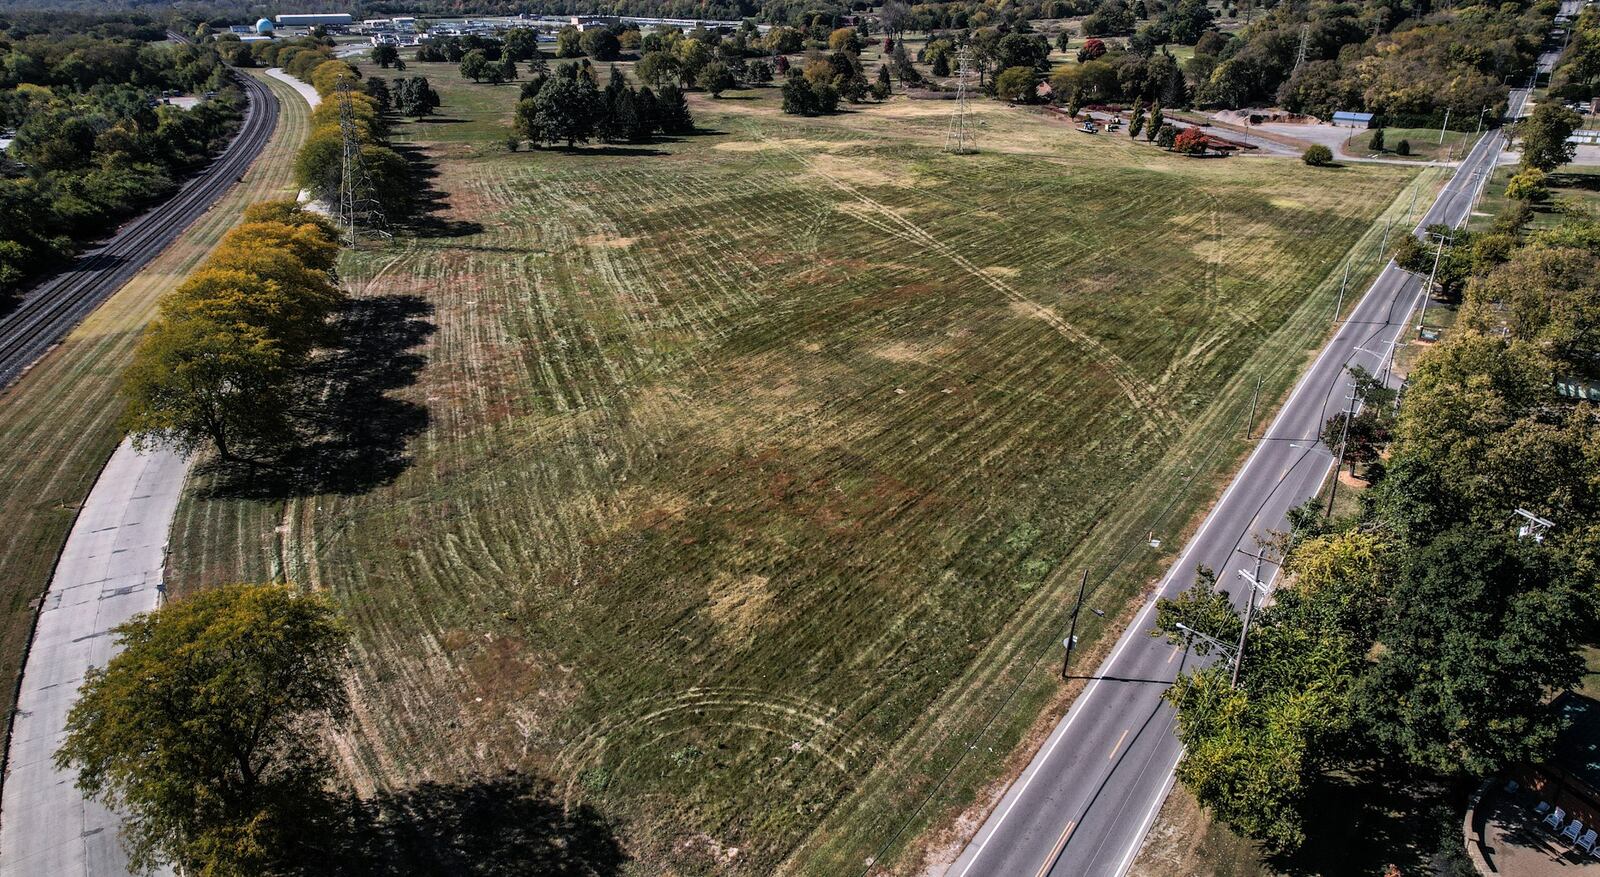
948,82,1535,877
0,64,279,388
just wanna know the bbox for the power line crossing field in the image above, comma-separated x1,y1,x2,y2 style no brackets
167,67,1425,874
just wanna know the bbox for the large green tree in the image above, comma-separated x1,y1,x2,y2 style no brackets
57,584,350,875
1518,102,1583,171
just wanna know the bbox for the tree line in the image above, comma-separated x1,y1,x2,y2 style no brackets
121,201,345,462
291,58,418,222
513,62,693,148
0,33,242,299
1156,201,1600,852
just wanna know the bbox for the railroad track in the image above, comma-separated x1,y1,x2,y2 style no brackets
0,48,280,388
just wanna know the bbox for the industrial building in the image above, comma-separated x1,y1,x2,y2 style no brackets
275,13,355,28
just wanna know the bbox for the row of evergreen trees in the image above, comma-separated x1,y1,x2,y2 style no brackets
513,63,693,149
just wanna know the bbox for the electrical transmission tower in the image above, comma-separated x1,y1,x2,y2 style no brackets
336,79,391,246
1292,23,1311,74
944,47,977,155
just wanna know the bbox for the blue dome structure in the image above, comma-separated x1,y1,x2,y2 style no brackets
255,17,275,34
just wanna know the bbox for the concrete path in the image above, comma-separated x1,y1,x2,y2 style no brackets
265,67,321,109
0,440,186,877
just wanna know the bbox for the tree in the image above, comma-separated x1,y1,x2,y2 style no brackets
459,49,491,82
1302,143,1333,166
371,44,399,68
1146,101,1163,141
1129,99,1147,138
57,584,350,875
782,75,819,115
873,64,892,100
657,83,694,133
1155,123,1177,148
1321,408,1389,475
636,51,681,88
503,28,541,61
556,26,583,58
995,66,1039,103
581,29,622,61
932,51,950,77
1395,138,1410,156
701,60,735,97
121,315,294,461
363,76,391,112
527,74,600,147
1354,529,1593,777
829,27,863,55
1368,127,1385,151
1505,166,1551,203
1518,102,1582,171
879,0,911,37
1078,37,1108,62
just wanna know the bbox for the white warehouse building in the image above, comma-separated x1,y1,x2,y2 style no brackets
275,13,355,27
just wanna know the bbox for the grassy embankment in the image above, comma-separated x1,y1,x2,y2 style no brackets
0,71,310,763
167,62,1430,874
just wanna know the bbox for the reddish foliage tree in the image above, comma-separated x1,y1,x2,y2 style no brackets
1077,38,1107,62
1173,126,1209,154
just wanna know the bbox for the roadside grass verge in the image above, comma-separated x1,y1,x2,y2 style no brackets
166,72,1426,874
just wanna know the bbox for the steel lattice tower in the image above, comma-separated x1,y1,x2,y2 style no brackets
944,48,977,154
336,79,391,246
1292,23,1311,74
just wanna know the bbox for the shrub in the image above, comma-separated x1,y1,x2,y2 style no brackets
1504,167,1549,203
1368,128,1385,151
1395,139,1411,156
1173,126,1209,155
1302,144,1333,166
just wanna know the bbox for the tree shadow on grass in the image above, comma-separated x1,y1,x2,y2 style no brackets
396,144,485,239
196,294,434,499
291,772,627,877
1266,767,1474,877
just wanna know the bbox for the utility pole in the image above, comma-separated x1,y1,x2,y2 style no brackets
1061,569,1090,679
1244,375,1263,439
1326,389,1360,518
1438,105,1452,146
1419,230,1448,335
1230,554,1269,688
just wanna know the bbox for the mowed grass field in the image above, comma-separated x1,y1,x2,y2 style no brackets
0,72,309,763
168,64,1431,874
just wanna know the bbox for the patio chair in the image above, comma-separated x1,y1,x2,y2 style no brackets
1576,828,1597,854
1562,818,1584,844
1545,806,1567,830
1536,800,1552,816
1505,779,1520,794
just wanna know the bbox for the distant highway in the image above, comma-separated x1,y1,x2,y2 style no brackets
0,58,279,388
948,77,1539,877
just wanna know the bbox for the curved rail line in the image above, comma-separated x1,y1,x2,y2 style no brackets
0,47,280,388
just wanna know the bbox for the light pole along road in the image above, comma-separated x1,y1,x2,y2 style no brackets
948,84,1533,877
